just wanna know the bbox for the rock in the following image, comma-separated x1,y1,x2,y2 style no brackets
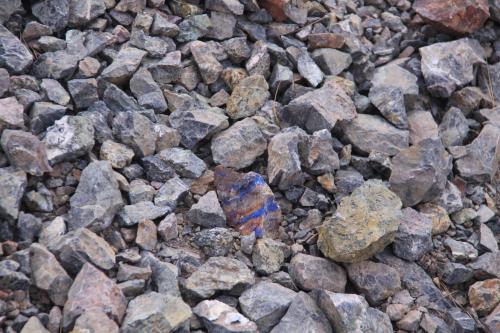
267,127,307,191
430,180,463,215
155,124,181,151
32,0,69,31
308,33,344,49
420,38,485,97
33,51,79,80
0,167,27,221
252,238,286,275
418,203,452,235
455,124,500,183
194,300,258,333
311,49,352,76
101,47,147,85
239,281,296,333
0,24,34,73
1,130,52,176
191,41,223,85
469,252,500,279
0,97,24,130
439,107,469,147
468,279,500,316
444,238,478,261
121,292,191,333
211,118,267,169
141,253,180,296
271,292,332,333
176,14,212,43
118,201,170,226
206,0,244,15
148,51,182,86
112,111,156,157
67,78,99,109
158,213,178,241
63,263,126,331
246,40,270,77
194,227,233,257
0,266,30,290
154,177,189,209
451,208,477,225
397,309,422,331
41,78,70,106
49,228,115,275
103,83,142,112
318,180,402,263
169,107,229,149
183,257,255,299
114,0,146,13
136,219,157,251
346,261,401,305
68,161,123,231
282,82,356,133
129,68,167,113
20,317,50,333
389,138,452,207
479,224,498,253
117,263,152,282
393,208,433,261
158,148,206,178
413,0,489,34
100,140,135,169
0,0,22,24
17,212,43,240
446,307,477,333
151,12,180,37
68,0,106,26
141,155,176,182
30,243,72,306
43,116,95,164
315,290,392,333
29,102,67,134
269,63,293,95
187,191,226,228
215,166,282,238
338,114,409,156
297,49,324,88
227,74,270,120
289,253,346,293
302,129,340,175
72,310,119,333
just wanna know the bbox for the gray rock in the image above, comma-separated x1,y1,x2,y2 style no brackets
297,49,324,88
479,62,500,102
446,307,477,333
252,238,286,275
20,317,50,333
430,180,463,214
117,201,170,227
223,37,251,64
129,30,170,58
269,63,293,95
469,252,500,279
151,12,179,37
101,47,147,85
176,14,212,43
32,0,69,31
227,74,270,119
479,223,498,253
154,177,189,209
68,161,123,231
169,107,229,149
246,40,270,77
0,25,34,73
103,83,142,113
393,208,433,261
130,68,167,113
68,0,106,26
0,0,22,24
239,281,296,333
49,228,116,275
158,213,178,241
289,253,347,293
311,49,352,76
1,130,52,176
100,140,135,169
455,124,500,183
187,191,226,228
29,101,67,134
346,261,401,305
0,97,24,130
117,263,152,282
283,82,356,133
158,147,206,178
32,51,79,80
40,78,71,106
128,180,155,204
141,253,180,296
211,117,267,169
39,216,65,247
389,138,452,207
439,261,474,285
141,155,176,182
420,38,485,97
194,227,234,257
43,115,95,164
79,102,114,144
439,107,469,147
302,129,340,175
183,257,255,299
271,292,332,333
112,111,156,157
67,78,99,109
17,212,43,241
155,124,181,152
443,238,478,261
72,310,119,333
0,167,27,221
148,51,182,87
0,267,30,290
121,292,191,333
30,243,72,306
136,219,157,251
194,299,258,333
206,0,244,15
191,40,223,84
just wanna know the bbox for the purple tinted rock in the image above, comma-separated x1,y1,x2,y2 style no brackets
214,166,281,238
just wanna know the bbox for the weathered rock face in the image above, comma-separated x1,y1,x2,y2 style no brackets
215,166,282,238
0,25,34,74
318,180,402,263
420,38,486,98
393,208,433,261
186,190,226,228
227,74,270,119
468,279,500,316
389,138,452,207
0,167,27,221
282,83,356,133
112,111,156,157
413,0,489,35
63,263,126,331
68,161,124,231
0,97,24,131
100,47,147,85
194,300,258,333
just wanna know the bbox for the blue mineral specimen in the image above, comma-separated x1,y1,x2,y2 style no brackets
214,166,282,238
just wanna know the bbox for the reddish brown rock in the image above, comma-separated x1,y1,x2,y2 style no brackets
413,0,489,34
308,33,345,50
258,0,287,22
468,279,500,316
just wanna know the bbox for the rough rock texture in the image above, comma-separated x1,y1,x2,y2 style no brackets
0,25,33,73
227,75,270,119
194,300,258,333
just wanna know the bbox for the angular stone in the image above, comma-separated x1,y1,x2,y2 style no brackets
41,78,70,106
439,107,469,147
269,63,293,95
129,30,170,59
43,116,95,164
73,310,119,333
211,118,267,169
469,252,500,279
141,155,175,182
485,303,500,332
468,279,500,316
227,74,270,120
187,191,226,228
158,213,178,241
67,78,99,109
302,129,340,175
0,24,34,73
239,281,296,333
114,0,146,13
190,40,223,85
318,180,402,263
63,263,126,331
215,166,282,238
136,219,157,251
0,97,24,130
155,124,180,151
117,263,152,282
183,257,255,299
271,292,332,333
252,238,286,275
32,0,69,31
194,300,257,333
158,147,206,178
455,124,500,183
0,167,27,221
153,177,189,210
101,47,147,85
194,227,233,257
393,208,433,261
121,292,191,333
176,14,212,42
0,266,30,290
289,253,346,293
148,51,182,87
100,140,135,169
283,83,356,133
30,243,72,306
311,49,352,76
338,114,409,156
117,201,170,226
20,317,50,333
414,0,489,34
1,130,52,176
407,110,439,145
49,228,115,275
32,51,79,80
297,50,324,88
130,68,167,113
151,12,179,37
480,224,498,253
141,253,180,296
246,40,270,77
0,0,22,25
68,0,106,26
444,238,478,261
112,111,156,157
29,101,67,134
206,0,244,15
420,38,485,98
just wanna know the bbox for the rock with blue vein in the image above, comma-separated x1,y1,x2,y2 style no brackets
214,166,281,238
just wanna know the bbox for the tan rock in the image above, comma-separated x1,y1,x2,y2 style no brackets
468,279,500,316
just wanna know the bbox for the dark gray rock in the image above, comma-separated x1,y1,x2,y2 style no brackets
32,0,69,31
0,167,27,221
439,107,469,147
130,68,167,113
302,129,340,175
32,51,79,80
148,51,182,87
68,78,99,109
103,83,142,113
141,252,180,296
117,201,170,227
194,227,234,257
0,0,22,24
100,47,147,86
393,208,433,261
311,49,352,76
187,191,226,228
297,49,324,88
438,261,474,285
158,148,206,178
29,102,67,134
0,25,34,74
68,0,106,26
40,79,71,106
176,14,212,43
154,177,189,209
112,111,156,157
141,155,175,182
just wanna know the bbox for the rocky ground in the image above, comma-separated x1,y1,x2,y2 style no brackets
0,0,499,332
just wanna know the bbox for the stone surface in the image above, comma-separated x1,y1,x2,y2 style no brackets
0,97,24,131
191,41,223,84
112,111,156,157
439,107,469,147
158,148,206,178
227,75,270,119
136,219,157,251
252,238,286,275
194,300,258,333
393,208,433,261
187,191,226,228
297,49,324,88
72,310,119,333
468,279,500,316
153,177,189,209
0,25,34,74
101,47,147,85
0,167,27,221
130,68,167,113
318,180,402,263
194,227,234,257
100,140,135,169
118,201,170,226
